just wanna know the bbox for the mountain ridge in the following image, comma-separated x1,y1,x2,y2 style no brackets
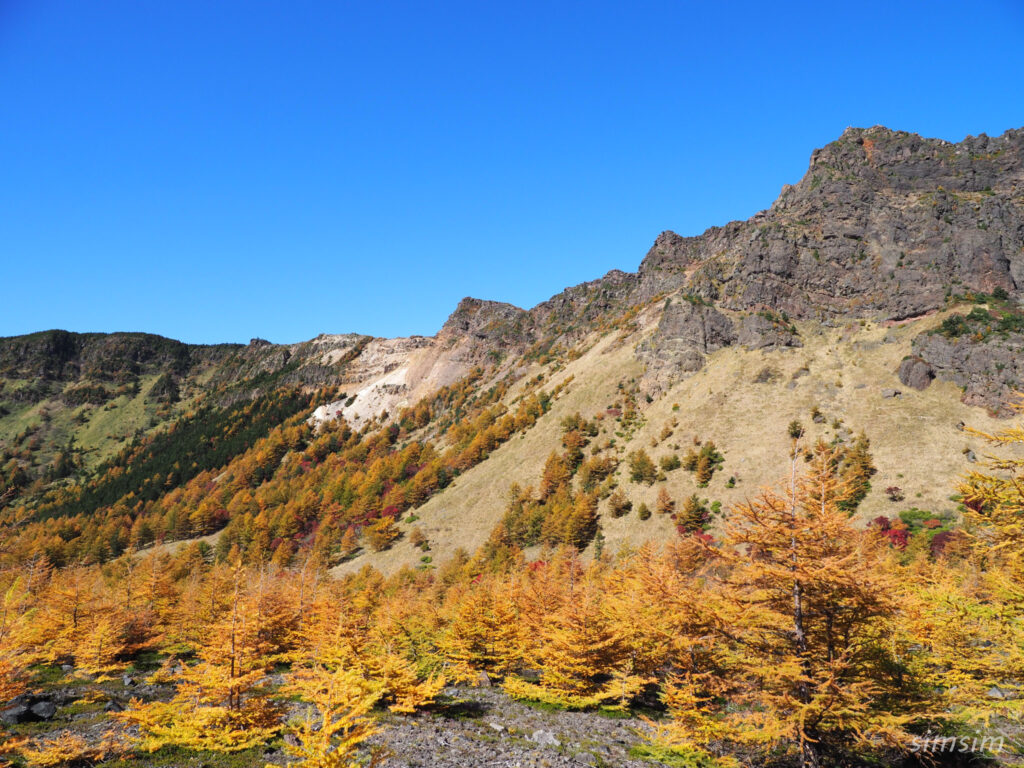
3,124,1024,537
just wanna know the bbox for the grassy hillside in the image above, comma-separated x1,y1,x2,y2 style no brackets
336,309,1006,576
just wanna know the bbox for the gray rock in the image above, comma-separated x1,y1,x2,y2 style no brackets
897,356,934,390
736,312,801,350
0,704,30,725
637,300,736,394
882,388,902,399
30,700,57,720
530,729,561,747
908,329,1024,416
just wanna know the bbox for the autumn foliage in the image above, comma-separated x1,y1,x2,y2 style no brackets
1,380,1023,767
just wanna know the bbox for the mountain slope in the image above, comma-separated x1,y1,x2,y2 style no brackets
2,124,1023,574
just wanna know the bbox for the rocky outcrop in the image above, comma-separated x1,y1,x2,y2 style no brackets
735,312,802,350
908,329,1024,416
438,298,535,362
568,126,1022,407
546,131,1023,325
638,300,735,393
638,300,802,394
529,270,638,339
632,127,1024,322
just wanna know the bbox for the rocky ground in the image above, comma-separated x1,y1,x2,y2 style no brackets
370,685,661,768
0,670,668,768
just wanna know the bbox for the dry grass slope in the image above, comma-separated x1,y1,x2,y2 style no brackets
335,310,1006,577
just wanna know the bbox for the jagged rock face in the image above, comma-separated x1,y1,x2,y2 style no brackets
635,127,1024,320
655,300,736,353
638,300,736,395
529,270,638,339
622,127,1024,407
438,298,535,361
637,299,803,395
908,331,1024,416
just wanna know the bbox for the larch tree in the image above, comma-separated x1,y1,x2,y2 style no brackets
439,575,521,680
652,442,923,768
274,665,383,768
539,451,572,499
504,555,638,709
0,576,29,703
118,563,283,752
923,399,1024,728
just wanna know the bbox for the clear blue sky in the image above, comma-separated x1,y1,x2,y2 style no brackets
2,1,1022,344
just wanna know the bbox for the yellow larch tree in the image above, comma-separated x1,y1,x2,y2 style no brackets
274,665,383,768
651,442,923,768
0,576,30,703
118,563,284,752
904,397,1024,730
438,573,522,681
504,553,639,709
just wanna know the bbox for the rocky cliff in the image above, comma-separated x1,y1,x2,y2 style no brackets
578,126,1024,407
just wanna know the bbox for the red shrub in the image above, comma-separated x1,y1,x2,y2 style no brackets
884,528,909,550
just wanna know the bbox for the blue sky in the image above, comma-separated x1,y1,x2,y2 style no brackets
2,1,1022,344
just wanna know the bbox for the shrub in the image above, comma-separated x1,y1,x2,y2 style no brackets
608,491,632,518
939,314,971,337
628,450,658,484
659,454,682,472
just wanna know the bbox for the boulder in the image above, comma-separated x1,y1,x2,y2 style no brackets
29,700,57,720
0,704,31,725
530,729,561,747
897,356,934,390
